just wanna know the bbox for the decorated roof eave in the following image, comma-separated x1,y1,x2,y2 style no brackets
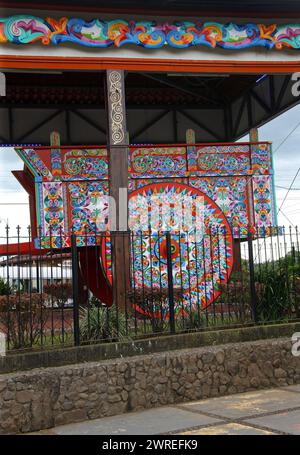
0,16,300,50
15,147,52,179
3,0,300,18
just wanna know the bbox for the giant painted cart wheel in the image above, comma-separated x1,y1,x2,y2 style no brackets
100,183,234,316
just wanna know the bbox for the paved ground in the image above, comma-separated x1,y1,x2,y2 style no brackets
34,384,300,435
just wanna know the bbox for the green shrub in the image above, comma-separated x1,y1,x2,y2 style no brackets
255,266,294,322
79,303,127,342
0,278,10,296
178,309,206,332
127,287,183,333
0,292,49,349
294,277,300,318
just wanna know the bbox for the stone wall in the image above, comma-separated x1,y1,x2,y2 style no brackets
0,338,299,434
2,322,300,375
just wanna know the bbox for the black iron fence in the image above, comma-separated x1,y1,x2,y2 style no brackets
0,225,299,351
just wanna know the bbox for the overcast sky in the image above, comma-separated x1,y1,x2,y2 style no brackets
0,105,300,239
254,104,300,228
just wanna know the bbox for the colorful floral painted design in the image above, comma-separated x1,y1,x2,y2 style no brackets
275,25,300,49
68,181,109,235
196,145,250,175
63,149,108,180
35,182,67,248
130,147,187,178
1,16,300,50
190,176,251,237
253,175,276,227
251,143,272,175
51,148,62,176
15,148,52,178
101,183,234,314
15,141,277,244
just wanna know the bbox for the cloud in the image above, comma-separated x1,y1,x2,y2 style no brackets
0,147,29,231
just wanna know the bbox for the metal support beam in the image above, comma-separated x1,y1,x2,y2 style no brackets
269,75,276,113
247,93,253,130
250,88,271,114
173,110,178,143
8,107,13,143
275,75,291,110
131,109,170,141
0,103,221,110
71,109,106,136
233,96,247,138
141,73,223,107
16,109,62,142
65,110,71,143
231,74,300,140
179,109,223,141
224,104,233,141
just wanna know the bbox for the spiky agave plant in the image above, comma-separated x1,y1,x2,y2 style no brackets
79,302,128,342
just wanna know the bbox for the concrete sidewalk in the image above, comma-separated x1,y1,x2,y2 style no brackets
34,384,300,435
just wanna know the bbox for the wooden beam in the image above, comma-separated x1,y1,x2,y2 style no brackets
105,69,130,311
2,55,300,74
249,127,259,142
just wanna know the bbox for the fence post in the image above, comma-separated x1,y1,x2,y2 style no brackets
71,232,80,346
247,229,258,323
166,232,175,334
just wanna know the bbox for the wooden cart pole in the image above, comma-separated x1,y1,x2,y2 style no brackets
104,70,130,310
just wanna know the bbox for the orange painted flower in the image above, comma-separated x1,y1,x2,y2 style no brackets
202,25,222,48
0,23,7,43
258,24,276,42
46,17,68,45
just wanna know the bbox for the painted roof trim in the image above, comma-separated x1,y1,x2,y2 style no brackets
0,16,300,50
